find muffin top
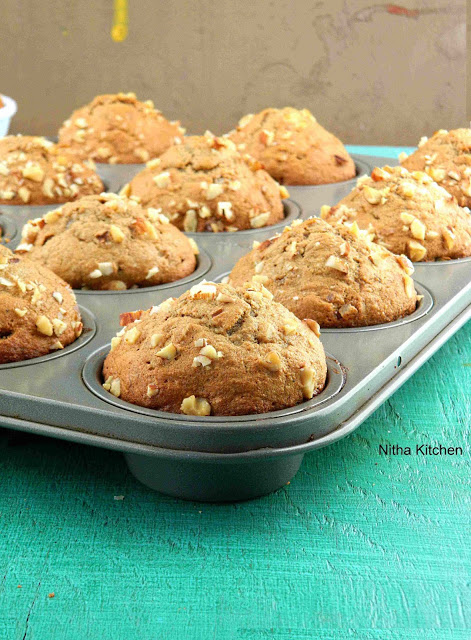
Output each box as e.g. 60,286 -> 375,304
401,128 -> 471,208
16,193 -> 198,290
227,107 -> 356,186
0,136 -> 104,206
229,217 -> 418,328
322,166 -> 471,262
0,244 -> 82,363
121,133 -> 287,232
102,281 -> 327,416
58,93 -> 184,164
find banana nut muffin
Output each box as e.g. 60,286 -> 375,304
401,128 -> 471,208
0,136 -> 103,206
16,193 -> 198,290
322,166 -> 471,262
0,244 -> 83,363
58,93 -> 184,164
229,217 -> 418,328
227,107 -> 356,186
102,281 -> 327,416
121,133 -> 288,232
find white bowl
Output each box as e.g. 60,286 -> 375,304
0,95 -> 17,137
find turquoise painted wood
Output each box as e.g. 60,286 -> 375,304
0,147 -> 469,640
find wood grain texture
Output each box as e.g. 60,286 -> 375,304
0,326 -> 469,639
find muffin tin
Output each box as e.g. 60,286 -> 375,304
0,153 -> 470,503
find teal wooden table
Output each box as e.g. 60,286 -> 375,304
0,147 -> 469,640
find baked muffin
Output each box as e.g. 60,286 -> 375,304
58,93 -> 184,164
0,135 -> 103,205
16,193 -> 198,290
227,107 -> 355,186
121,133 -> 287,232
322,166 -> 471,262
401,129 -> 471,208
102,281 -> 327,415
0,244 -> 83,363
229,217 -> 418,328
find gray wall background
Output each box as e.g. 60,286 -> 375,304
1,0 -> 466,145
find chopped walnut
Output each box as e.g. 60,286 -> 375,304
153,171 -> 171,188
124,327 -> 141,344
36,315 -> 53,336
181,395 -> 211,416
300,366 -> 316,400
156,343 -> 177,360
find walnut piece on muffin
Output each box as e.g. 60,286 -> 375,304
121,133 -> 288,232
226,107 -> 356,186
0,135 -> 103,206
58,92 -> 184,165
0,244 -> 82,363
322,166 -> 471,262
229,217 -> 418,328
400,128 -> 471,208
16,193 -> 198,290
102,281 -> 327,415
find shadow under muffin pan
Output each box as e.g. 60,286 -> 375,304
0,154 -> 470,502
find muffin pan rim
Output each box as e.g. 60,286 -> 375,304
82,348 -> 345,423
1,153 -> 470,500
0,304 -> 97,370
72,247 -> 211,296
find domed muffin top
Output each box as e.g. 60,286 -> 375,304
0,244 -> 82,363
16,193 -> 198,290
227,107 -> 355,186
229,216 -> 418,327
102,281 -> 327,415
0,135 -> 103,205
401,128 -> 471,208
121,133 -> 287,232
58,92 -> 184,164
323,165 -> 471,262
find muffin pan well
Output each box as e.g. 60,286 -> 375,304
0,154 -> 470,502
287,154 -> 372,214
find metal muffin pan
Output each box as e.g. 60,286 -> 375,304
0,154 -> 470,502
287,154 -> 372,214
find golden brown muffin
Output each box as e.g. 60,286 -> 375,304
102,281 -> 327,416
322,166 -> 471,262
58,93 -> 184,164
229,217 -> 418,328
227,107 -> 355,186
401,128 -> 471,208
16,193 -> 198,290
0,244 -> 82,363
0,136 -> 104,206
121,133 -> 287,232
